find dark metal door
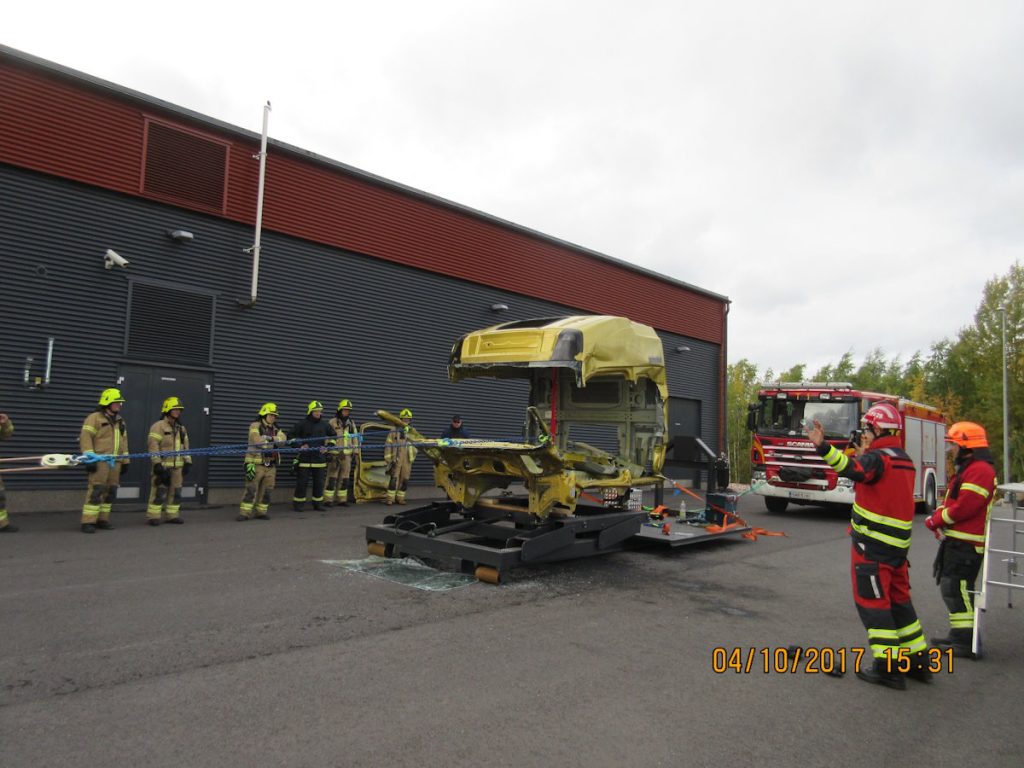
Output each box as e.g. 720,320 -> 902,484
115,365 -> 212,506
665,397 -> 703,488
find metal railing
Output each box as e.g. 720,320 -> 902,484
974,482 -> 1024,655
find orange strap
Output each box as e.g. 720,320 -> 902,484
671,481 -> 786,541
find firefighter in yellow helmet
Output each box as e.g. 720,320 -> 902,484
238,402 -> 287,521
146,396 -> 192,525
79,388 -> 130,533
385,408 -> 417,505
287,400 -> 334,511
325,399 -> 358,507
0,410 -> 17,533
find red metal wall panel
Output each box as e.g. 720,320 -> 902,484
0,54 -> 725,344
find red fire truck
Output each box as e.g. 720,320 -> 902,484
747,382 -> 946,514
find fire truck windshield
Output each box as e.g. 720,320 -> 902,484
756,398 -> 859,438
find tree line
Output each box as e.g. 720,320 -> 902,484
726,263 -> 1022,485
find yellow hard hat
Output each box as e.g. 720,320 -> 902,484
259,402 -> 278,417
338,399 -> 353,410
399,408 -> 413,419
162,396 -> 185,413
98,388 -> 125,406
307,400 -> 324,415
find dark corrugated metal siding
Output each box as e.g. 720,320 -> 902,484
0,52 -> 726,344
0,166 -> 721,495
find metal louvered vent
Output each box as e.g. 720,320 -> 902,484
126,281 -> 214,365
142,120 -> 228,211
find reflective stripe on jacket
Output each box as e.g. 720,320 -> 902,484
940,453 -> 997,552
245,420 -> 287,466
148,417 -> 191,468
80,411 -> 129,462
817,434 -> 916,558
385,427 -> 417,469
328,416 -> 358,455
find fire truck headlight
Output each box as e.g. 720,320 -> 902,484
837,477 -> 853,488
752,470 -> 766,482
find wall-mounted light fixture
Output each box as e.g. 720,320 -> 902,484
491,303 -> 509,312
675,345 -> 691,353
168,229 -> 195,242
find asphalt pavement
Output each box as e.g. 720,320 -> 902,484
1,493 -> 1022,768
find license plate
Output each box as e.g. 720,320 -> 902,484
788,490 -> 815,500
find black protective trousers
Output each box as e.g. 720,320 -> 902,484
935,539 -> 983,633
293,465 -> 326,507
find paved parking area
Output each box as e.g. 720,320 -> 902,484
2,495 -> 1022,767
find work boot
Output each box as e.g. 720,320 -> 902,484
81,523 -> 96,534
148,519 -> 161,527
932,629 -> 976,659
292,502 -> 304,512
312,502 -> 323,511
236,514 -> 249,522
95,520 -> 115,530
165,517 -> 184,525
904,651 -> 933,683
255,514 -> 270,520
855,658 -> 907,690
0,524 -> 19,533
338,501 -> 349,507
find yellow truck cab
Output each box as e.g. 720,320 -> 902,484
356,315 -> 668,517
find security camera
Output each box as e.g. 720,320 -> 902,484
104,249 -> 129,269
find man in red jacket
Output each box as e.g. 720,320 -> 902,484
806,401 -> 929,689
925,421 -> 998,659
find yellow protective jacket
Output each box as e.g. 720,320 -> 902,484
80,410 -> 129,463
148,417 -> 191,468
245,420 -> 287,466
385,427 -> 417,470
328,416 -> 358,456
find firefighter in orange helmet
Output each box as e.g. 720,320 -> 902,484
806,401 -> 929,689
925,421 -> 997,659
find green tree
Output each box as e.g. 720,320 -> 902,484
726,359 -> 770,483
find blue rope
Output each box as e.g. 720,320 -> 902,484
74,434 -> 545,466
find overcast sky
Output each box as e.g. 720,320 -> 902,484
6,1 -> 1022,375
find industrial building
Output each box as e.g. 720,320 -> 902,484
0,44 -> 729,511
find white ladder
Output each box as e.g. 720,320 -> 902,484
974,482 -> 1024,656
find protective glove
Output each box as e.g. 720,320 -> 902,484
924,511 -> 944,532
387,461 -> 397,474
291,457 -> 300,474
182,462 -> 192,477
153,463 -> 170,484
245,463 -> 257,481
82,451 -> 98,473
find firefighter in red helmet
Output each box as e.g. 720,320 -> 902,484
806,401 -> 930,689
925,421 -> 997,659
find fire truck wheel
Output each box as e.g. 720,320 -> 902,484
916,476 -> 937,516
765,497 -> 789,514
